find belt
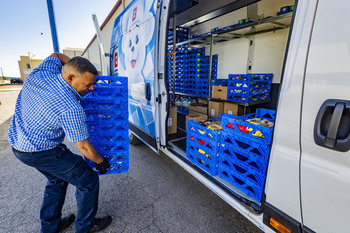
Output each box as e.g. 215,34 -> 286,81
12,147 -> 27,154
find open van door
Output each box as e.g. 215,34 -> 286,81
111,0 -> 160,152
300,1 -> 350,232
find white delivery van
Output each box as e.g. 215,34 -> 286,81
109,0 -> 350,232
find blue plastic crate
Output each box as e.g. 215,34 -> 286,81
227,73 -> 273,103
196,90 -> 208,97
85,152 -> 129,175
218,165 -> 263,202
238,18 -> 251,26
187,131 -> 221,159
220,140 -> 269,174
221,109 -> 275,145
280,6 -> 290,15
289,5 -> 294,12
187,120 -> 222,142
87,120 -> 128,134
83,76 -> 127,101
81,99 -> 128,112
81,75 -> 129,175
85,110 -> 128,123
211,79 -> 228,86
187,144 -> 219,176
177,106 -> 188,114
220,131 -> 270,160
218,155 -> 265,187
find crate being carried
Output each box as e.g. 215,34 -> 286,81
186,119 -> 223,176
81,76 -> 129,175
227,73 -> 273,103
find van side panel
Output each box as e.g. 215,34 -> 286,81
114,0 -> 158,139
300,0 -> 350,232
264,0 -> 318,223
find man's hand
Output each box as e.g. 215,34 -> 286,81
49,52 -> 70,65
96,157 -> 110,174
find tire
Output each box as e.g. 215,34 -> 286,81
129,132 -> 143,146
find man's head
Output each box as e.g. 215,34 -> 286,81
62,57 -> 98,95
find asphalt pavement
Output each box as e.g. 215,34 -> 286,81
0,84 -> 263,233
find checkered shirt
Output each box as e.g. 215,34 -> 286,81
8,57 -> 89,152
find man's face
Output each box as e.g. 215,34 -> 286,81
70,71 -> 96,95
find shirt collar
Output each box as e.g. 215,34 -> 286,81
57,74 -> 83,101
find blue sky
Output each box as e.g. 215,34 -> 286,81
0,0 -> 118,77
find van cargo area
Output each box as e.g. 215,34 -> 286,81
165,0 -> 295,210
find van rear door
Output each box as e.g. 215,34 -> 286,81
111,0 -> 159,151
300,1 -> 350,232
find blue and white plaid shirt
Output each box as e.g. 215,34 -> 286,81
8,57 -> 89,152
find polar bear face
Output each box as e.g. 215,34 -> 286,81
124,25 -> 145,79
120,0 -> 155,83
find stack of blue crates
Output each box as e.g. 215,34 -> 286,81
81,76 -> 129,175
168,27 -> 189,45
167,44 -> 218,97
168,46 -> 205,93
227,73 -> 273,103
218,109 -> 276,202
186,120 -> 222,176
185,54 -> 218,97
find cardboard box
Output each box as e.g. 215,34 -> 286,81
224,102 -> 245,116
212,86 -> 227,100
208,101 -> 224,118
188,103 -> 207,115
185,113 -> 208,130
168,107 -> 177,134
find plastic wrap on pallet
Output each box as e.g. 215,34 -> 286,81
81,76 -> 129,175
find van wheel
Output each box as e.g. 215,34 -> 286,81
129,132 -> 142,146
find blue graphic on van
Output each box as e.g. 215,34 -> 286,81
111,0 -> 157,137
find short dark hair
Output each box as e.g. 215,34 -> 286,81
65,56 -> 98,75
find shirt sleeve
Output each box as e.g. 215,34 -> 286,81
58,108 -> 89,142
32,57 -> 62,76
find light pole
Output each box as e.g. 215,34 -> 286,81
0,67 -> 3,83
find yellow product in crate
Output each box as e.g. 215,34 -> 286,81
198,149 -> 205,155
252,130 -> 265,138
208,124 -> 222,131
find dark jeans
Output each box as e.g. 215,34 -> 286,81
13,144 -> 99,233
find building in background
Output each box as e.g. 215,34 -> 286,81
63,48 -> 84,57
18,56 -> 44,80
82,0 -> 131,75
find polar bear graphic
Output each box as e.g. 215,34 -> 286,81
121,0 -> 155,84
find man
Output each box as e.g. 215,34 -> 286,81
8,53 -> 113,233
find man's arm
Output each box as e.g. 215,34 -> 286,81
49,52 -> 70,65
75,139 -> 104,164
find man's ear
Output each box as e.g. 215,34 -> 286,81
67,74 -> 75,84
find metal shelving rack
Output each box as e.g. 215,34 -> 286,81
169,12 -> 293,112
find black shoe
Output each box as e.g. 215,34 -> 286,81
55,214 -> 76,233
88,215 -> 113,232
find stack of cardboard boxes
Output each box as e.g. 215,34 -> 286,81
168,85 -> 245,134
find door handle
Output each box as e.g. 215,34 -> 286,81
145,83 -> 151,101
314,99 -> 350,152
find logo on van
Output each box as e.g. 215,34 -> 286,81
115,52 -> 118,68
132,7 -> 137,22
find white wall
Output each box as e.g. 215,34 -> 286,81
188,0 -> 295,83
82,0 -> 133,74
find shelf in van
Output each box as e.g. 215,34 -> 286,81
168,12 -> 293,48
